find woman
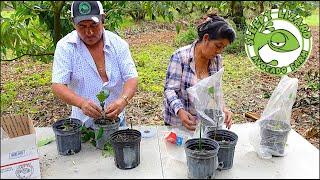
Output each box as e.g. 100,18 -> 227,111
163,14 -> 236,131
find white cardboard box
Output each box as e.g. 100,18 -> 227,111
1,115 -> 41,179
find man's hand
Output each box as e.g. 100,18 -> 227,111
178,109 -> 197,131
80,99 -> 103,119
105,98 -> 126,120
223,107 -> 233,129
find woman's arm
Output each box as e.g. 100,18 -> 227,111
164,53 -> 197,130
223,106 -> 233,129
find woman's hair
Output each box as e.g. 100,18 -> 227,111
197,13 -> 236,43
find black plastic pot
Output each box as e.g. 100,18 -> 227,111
184,138 -> 221,179
110,129 -> 141,170
93,117 -> 120,150
52,118 -> 82,156
206,129 -> 238,170
259,120 -> 291,156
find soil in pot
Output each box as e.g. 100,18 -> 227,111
184,138 -> 220,179
259,120 -> 291,156
110,129 -> 141,170
206,129 -> 238,170
94,117 -> 120,150
52,118 -> 82,156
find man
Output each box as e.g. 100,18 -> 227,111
51,1 -> 138,128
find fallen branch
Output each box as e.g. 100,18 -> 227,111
2,53 -> 54,61
304,127 -> 319,139
245,112 -> 260,122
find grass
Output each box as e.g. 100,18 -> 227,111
305,8 -> 319,27
1,81 -> 18,111
0,59 -> 52,114
174,26 -> 197,47
131,44 -> 175,95
0,9 -> 13,18
118,16 -> 136,31
221,54 -> 258,123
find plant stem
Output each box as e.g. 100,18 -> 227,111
199,121 -> 202,150
100,102 -> 105,119
213,111 -> 220,140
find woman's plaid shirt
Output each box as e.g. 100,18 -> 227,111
163,40 -> 223,126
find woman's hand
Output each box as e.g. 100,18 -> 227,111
105,98 -> 126,120
178,109 -> 197,131
223,107 -> 233,129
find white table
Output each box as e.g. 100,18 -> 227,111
36,123 -> 319,179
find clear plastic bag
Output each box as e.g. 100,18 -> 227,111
187,68 -> 225,136
249,75 -> 298,159
163,126 -> 193,163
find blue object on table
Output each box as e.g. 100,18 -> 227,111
176,136 -> 183,146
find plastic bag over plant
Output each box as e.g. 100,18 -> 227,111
249,75 -> 298,159
187,68 -> 225,137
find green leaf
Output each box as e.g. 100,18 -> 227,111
81,133 -> 92,143
208,86 -> 215,95
263,92 -> 271,99
102,141 -> 114,157
80,125 -> 87,133
96,89 -> 109,103
96,127 -> 104,140
37,136 -> 55,147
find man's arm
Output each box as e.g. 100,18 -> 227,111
51,83 -> 85,108
121,77 -> 138,104
105,40 -> 138,119
104,77 -> 138,119
52,83 -> 102,119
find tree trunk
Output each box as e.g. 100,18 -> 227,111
51,1 -> 65,46
231,1 -> 245,30
259,1 -> 264,13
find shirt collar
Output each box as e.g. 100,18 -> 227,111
189,40 -> 198,63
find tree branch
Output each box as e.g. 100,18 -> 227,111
22,2 -> 51,12
2,53 -> 54,61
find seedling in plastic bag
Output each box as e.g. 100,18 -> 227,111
208,86 -> 215,97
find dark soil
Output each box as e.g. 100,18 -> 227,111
94,117 -> 119,125
112,131 -> 140,143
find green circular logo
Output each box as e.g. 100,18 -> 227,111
245,9 -> 312,75
79,2 -> 91,15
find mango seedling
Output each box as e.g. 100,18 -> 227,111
96,89 -> 110,118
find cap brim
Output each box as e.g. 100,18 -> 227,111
74,15 -> 101,25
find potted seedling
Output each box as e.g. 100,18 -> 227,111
259,119 -> 291,156
205,86 -> 239,170
52,118 -> 82,156
110,117 -> 142,169
94,89 -> 120,150
206,128 -> 238,170
184,120 -> 221,179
